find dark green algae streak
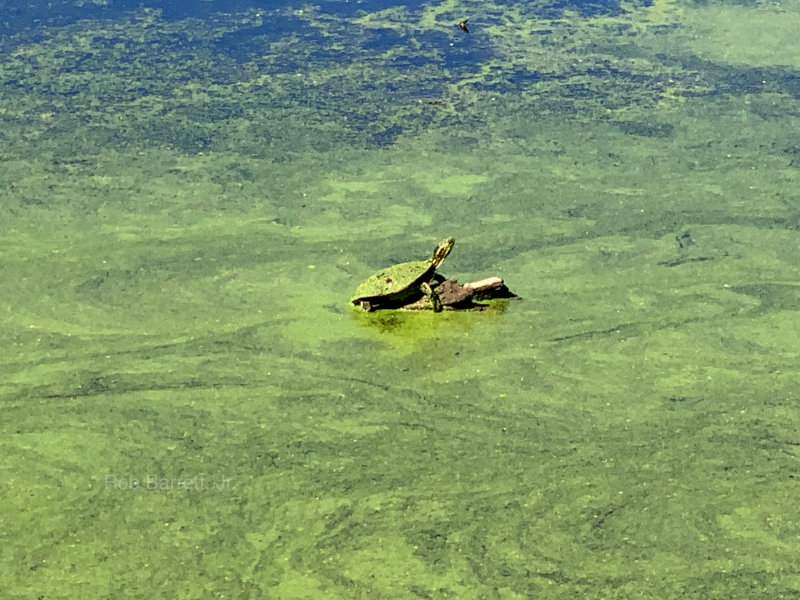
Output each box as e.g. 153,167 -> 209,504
2,0 -> 800,597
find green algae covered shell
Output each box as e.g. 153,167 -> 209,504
351,237 -> 455,310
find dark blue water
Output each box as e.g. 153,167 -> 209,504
0,0 -> 653,36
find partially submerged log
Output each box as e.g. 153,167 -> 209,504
401,275 -> 517,311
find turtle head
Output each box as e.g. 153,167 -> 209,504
431,237 -> 455,268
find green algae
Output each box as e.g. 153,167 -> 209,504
2,0 -> 800,597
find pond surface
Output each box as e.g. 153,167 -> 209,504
2,0 -> 799,597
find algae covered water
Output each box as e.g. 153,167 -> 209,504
1,0 -> 799,597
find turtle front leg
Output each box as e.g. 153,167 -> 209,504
420,281 -> 443,312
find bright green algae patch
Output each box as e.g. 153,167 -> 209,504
2,0 -> 800,598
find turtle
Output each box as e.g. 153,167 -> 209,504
351,237 -> 455,312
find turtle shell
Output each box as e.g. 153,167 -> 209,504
351,237 -> 455,309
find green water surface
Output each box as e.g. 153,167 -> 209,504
1,0 -> 799,597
